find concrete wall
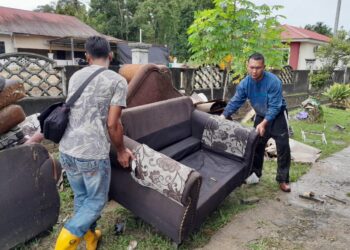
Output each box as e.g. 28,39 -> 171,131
17,96 -> 65,116
16,65 -> 350,116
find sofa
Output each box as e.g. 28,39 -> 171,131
119,63 -> 182,108
0,144 -> 61,249
109,96 -> 259,244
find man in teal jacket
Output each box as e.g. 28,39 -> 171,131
221,53 -> 291,192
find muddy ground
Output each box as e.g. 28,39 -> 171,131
198,146 -> 350,250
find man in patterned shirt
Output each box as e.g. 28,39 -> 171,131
55,36 -> 134,250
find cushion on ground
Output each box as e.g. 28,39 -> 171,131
0,105 -> 26,134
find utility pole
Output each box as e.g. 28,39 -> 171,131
333,0 -> 341,35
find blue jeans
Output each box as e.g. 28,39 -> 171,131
59,152 -> 111,237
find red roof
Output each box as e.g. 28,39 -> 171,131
281,24 -> 330,43
0,6 -> 122,42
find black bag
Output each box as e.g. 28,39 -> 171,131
38,67 -> 107,143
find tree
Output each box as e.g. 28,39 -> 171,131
88,0 -> 143,41
56,0 -> 87,21
305,22 -> 332,37
88,0 -> 213,60
316,30 -> 350,71
34,2 -> 56,13
132,0 -> 213,60
34,0 -> 87,21
188,0 -> 286,78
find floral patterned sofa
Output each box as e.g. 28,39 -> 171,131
109,96 -> 259,244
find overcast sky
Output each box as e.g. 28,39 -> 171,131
0,0 -> 349,32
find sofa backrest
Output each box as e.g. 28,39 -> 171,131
122,96 -> 194,150
119,64 -> 182,108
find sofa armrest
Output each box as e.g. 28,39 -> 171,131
131,143 -> 201,206
111,136 -> 202,206
191,109 -> 212,140
109,136 -> 202,243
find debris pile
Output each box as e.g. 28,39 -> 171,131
265,138 -> 321,164
296,97 -> 324,123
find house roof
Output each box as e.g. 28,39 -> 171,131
281,24 -> 331,43
0,6 -> 123,43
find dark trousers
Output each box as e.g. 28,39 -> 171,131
251,110 -> 291,183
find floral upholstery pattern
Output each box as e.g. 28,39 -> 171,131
131,144 -> 193,205
202,116 -> 253,158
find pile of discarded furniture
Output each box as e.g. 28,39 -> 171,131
1,63 -> 259,247
0,77 -> 61,249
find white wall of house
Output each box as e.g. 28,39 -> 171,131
13,34 -> 85,52
0,34 -> 16,53
297,41 -> 325,70
0,34 -> 85,66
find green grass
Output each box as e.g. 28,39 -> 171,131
247,236 -> 304,250
289,106 -> 350,158
15,106 -> 350,250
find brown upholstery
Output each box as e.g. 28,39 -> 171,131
122,64 -> 182,108
122,96 -> 193,144
0,144 -> 60,249
110,97 -> 259,244
119,64 -> 144,83
0,81 -> 26,109
0,105 -> 26,134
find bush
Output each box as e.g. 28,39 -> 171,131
309,71 -> 332,89
323,83 -> 350,108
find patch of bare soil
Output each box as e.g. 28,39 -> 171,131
199,147 -> 350,250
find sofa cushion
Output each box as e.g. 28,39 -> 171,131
122,97 -> 194,150
160,137 -> 201,161
179,149 -> 246,227
202,116 -> 252,159
0,105 -> 26,134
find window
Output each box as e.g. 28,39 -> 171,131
0,41 -> 5,54
56,50 -> 66,60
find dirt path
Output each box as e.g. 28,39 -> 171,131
198,146 -> 350,250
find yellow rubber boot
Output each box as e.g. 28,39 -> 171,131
54,227 -> 81,250
84,229 -> 102,250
